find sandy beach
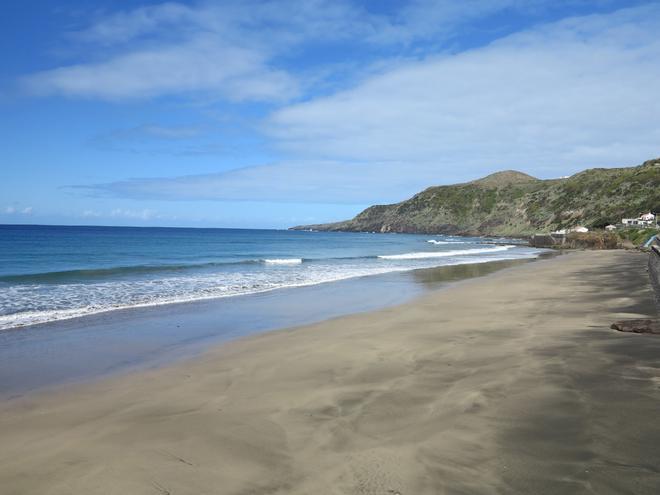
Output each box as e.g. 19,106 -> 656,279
1,250 -> 659,494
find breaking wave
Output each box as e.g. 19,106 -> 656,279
262,258 -> 303,265
378,245 -> 515,260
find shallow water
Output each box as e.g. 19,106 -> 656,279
0,225 -> 539,330
0,257 -> 543,398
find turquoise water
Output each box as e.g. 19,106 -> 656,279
0,225 -> 540,330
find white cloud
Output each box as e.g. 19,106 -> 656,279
96,124 -> 206,141
80,208 -> 164,221
23,0 -> 358,101
37,3 -> 660,208
74,2 -> 195,45
89,124 -> 219,156
74,1 -> 365,47
70,5 -> 660,207
267,4 -> 660,175
110,208 -> 158,220
21,0 -> 583,102
4,206 -> 33,215
137,125 -> 203,139
24,35 -> 298,101
363,0 -> 549,45
71,160 -> 450,204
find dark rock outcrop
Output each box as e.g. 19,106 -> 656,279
611,320 -> 660,334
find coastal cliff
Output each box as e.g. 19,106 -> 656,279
292,158 -> 660,237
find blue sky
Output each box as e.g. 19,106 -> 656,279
2,0 -> 659,228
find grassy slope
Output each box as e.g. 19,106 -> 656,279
293,159 -> 660,236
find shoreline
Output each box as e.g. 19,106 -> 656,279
1,250 -> 659,494
0,248 -> 536,333
0,255 -> 546,399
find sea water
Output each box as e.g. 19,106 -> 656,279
0,225 -> 541,330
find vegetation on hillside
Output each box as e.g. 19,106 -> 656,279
292,158 -> 660,237
617,228 -> 658,246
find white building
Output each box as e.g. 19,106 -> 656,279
551,226 -> 589,235
605,224 -> 617,231
622,212 -> 655,227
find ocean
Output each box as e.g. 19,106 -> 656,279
0,224 -> 541,331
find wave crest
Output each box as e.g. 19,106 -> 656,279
262,258 -> 303,265
378,245 -> 515,260
426,239 -> 464,245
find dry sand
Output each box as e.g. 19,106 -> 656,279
1,250 -> 659,494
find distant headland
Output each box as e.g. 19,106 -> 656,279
291,158 -> 660,237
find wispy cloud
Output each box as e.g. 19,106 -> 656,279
361,0 -> 580,45
4,206 -> 33,215
96,124 -> 204,141
137,125 -> 203,140
89,124 -> 227,156
20,0 -> 582,102
267,4 -> 660,175
110,208 -> 158,220
23,35 -> 299,101
23,0 -> 354,101
82,208 -> 161,221
73,2 -> 195,45
18,2 -> 660,214
69,160 -> 451,204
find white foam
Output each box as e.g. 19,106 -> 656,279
0,245 -> 541,331
378,245 -> 515,260
262,258 -> 303,265
427,239 -> 463,245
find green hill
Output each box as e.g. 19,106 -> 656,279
291,158 -> 660,236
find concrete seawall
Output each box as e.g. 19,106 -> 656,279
649,245 -> 660,315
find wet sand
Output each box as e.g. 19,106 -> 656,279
0,257 -> 536,398
1,250 -> 659,494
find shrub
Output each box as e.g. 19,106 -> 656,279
617,228 -> 658,246
565,232 -> 620,249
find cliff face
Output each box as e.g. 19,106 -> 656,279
292,159 -> 660,237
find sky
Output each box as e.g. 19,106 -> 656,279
2,0 -> 659,229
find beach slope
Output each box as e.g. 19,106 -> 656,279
1,251 -> 659,494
